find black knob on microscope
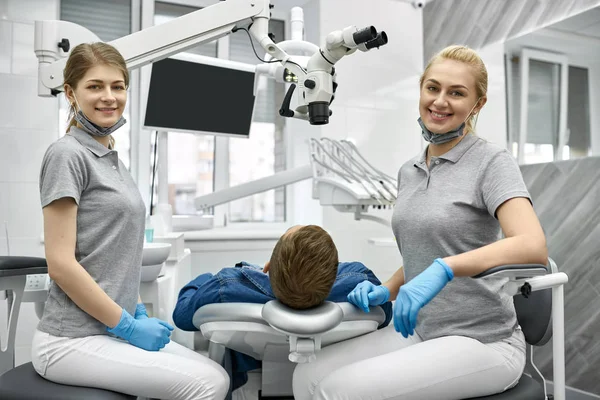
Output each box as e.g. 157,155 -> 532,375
58,38 -> 70,52
304,79 -> 316,89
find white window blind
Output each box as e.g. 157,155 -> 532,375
60,0 -> 131,42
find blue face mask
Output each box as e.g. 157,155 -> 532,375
72,95 -> 126,137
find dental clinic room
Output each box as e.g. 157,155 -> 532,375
1,0 -> 599,399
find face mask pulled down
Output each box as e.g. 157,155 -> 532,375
72,94 -> 126,137
418,98 -> 481,145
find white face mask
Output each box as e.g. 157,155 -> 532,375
418,97 -> 481,144
72,94 -> 126,137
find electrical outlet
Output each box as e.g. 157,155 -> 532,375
25,274 -> 49,291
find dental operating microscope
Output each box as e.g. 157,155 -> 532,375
33,0 -> 388,126
33,0 -> 391,230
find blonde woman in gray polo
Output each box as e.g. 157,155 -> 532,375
293,45 -> 548,400
32,42 -> 229,400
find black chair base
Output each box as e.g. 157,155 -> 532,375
0,362 -> 136,400
463,374 -> 546,399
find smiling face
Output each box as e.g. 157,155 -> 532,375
419,59 -> 483,134
65,64 -> 127,128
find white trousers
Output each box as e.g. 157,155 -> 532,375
293,325 -> 526,400
31,329 -> 229,400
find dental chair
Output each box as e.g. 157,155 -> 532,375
193,300 -> 386,398
195,258 -> 568,400
464,258 -> 567,400
0,256 -> 135,400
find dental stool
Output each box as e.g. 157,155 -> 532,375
464,258 -> 568,400
194,300 -> 386,398
0,256 -> 135,400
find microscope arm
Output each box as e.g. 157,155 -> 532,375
35,0 -> 305,96
34,0 -> 388,124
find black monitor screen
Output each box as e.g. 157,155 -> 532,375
144,57 -> 256,137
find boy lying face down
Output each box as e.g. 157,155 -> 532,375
172,225 -> 392,390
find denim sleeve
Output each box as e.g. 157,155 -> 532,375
360,265 -> 392,328
172,273 -> 221,331
334,262 -> 392,329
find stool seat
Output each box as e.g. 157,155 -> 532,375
0,256 -> 48,277
464,374 -> 545,399
0,362 -> 136,400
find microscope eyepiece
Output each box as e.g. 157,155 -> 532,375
353,26 -> 378,45
365,31 -> 388,50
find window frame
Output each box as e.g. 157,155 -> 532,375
506,45 -> 593,165
144,1 -> 291,232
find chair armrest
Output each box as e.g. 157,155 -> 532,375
0,256 -> 48,277
472,263 -> 548,280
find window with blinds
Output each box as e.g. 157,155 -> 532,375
60,0 -> 131,42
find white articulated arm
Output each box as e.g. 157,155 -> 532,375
34,0 -> 388,125
34,0 -> 304,95
195,165 -> 313,210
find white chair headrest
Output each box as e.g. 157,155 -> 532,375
261,300 -> 344,336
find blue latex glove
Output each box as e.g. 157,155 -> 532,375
347,280 -> 390,313
134,303 -> 148,320
393,258 -> 454,338
107,309 -> 174,351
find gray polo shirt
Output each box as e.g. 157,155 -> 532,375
391,133 -> 530,343
38,127 -> 145,337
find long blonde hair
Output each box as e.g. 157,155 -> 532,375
420,45 -> 487,134
63,42 -> 129,149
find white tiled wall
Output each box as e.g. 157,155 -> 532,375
11,22 -> 37,76
0,0 -> 60,367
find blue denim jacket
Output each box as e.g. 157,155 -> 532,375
173,261 -> 392,389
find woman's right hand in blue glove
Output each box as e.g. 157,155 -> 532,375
347,280 -> 390,313
107,309 -> 174,351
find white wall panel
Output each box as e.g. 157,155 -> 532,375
0,20 -> 12,74
11,22 -> 36,76
0,129 -> 56,183
6,183 -> 44,238
4,0 -> 59,23
0,0 -> 60,366
0,74 -> 59,131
